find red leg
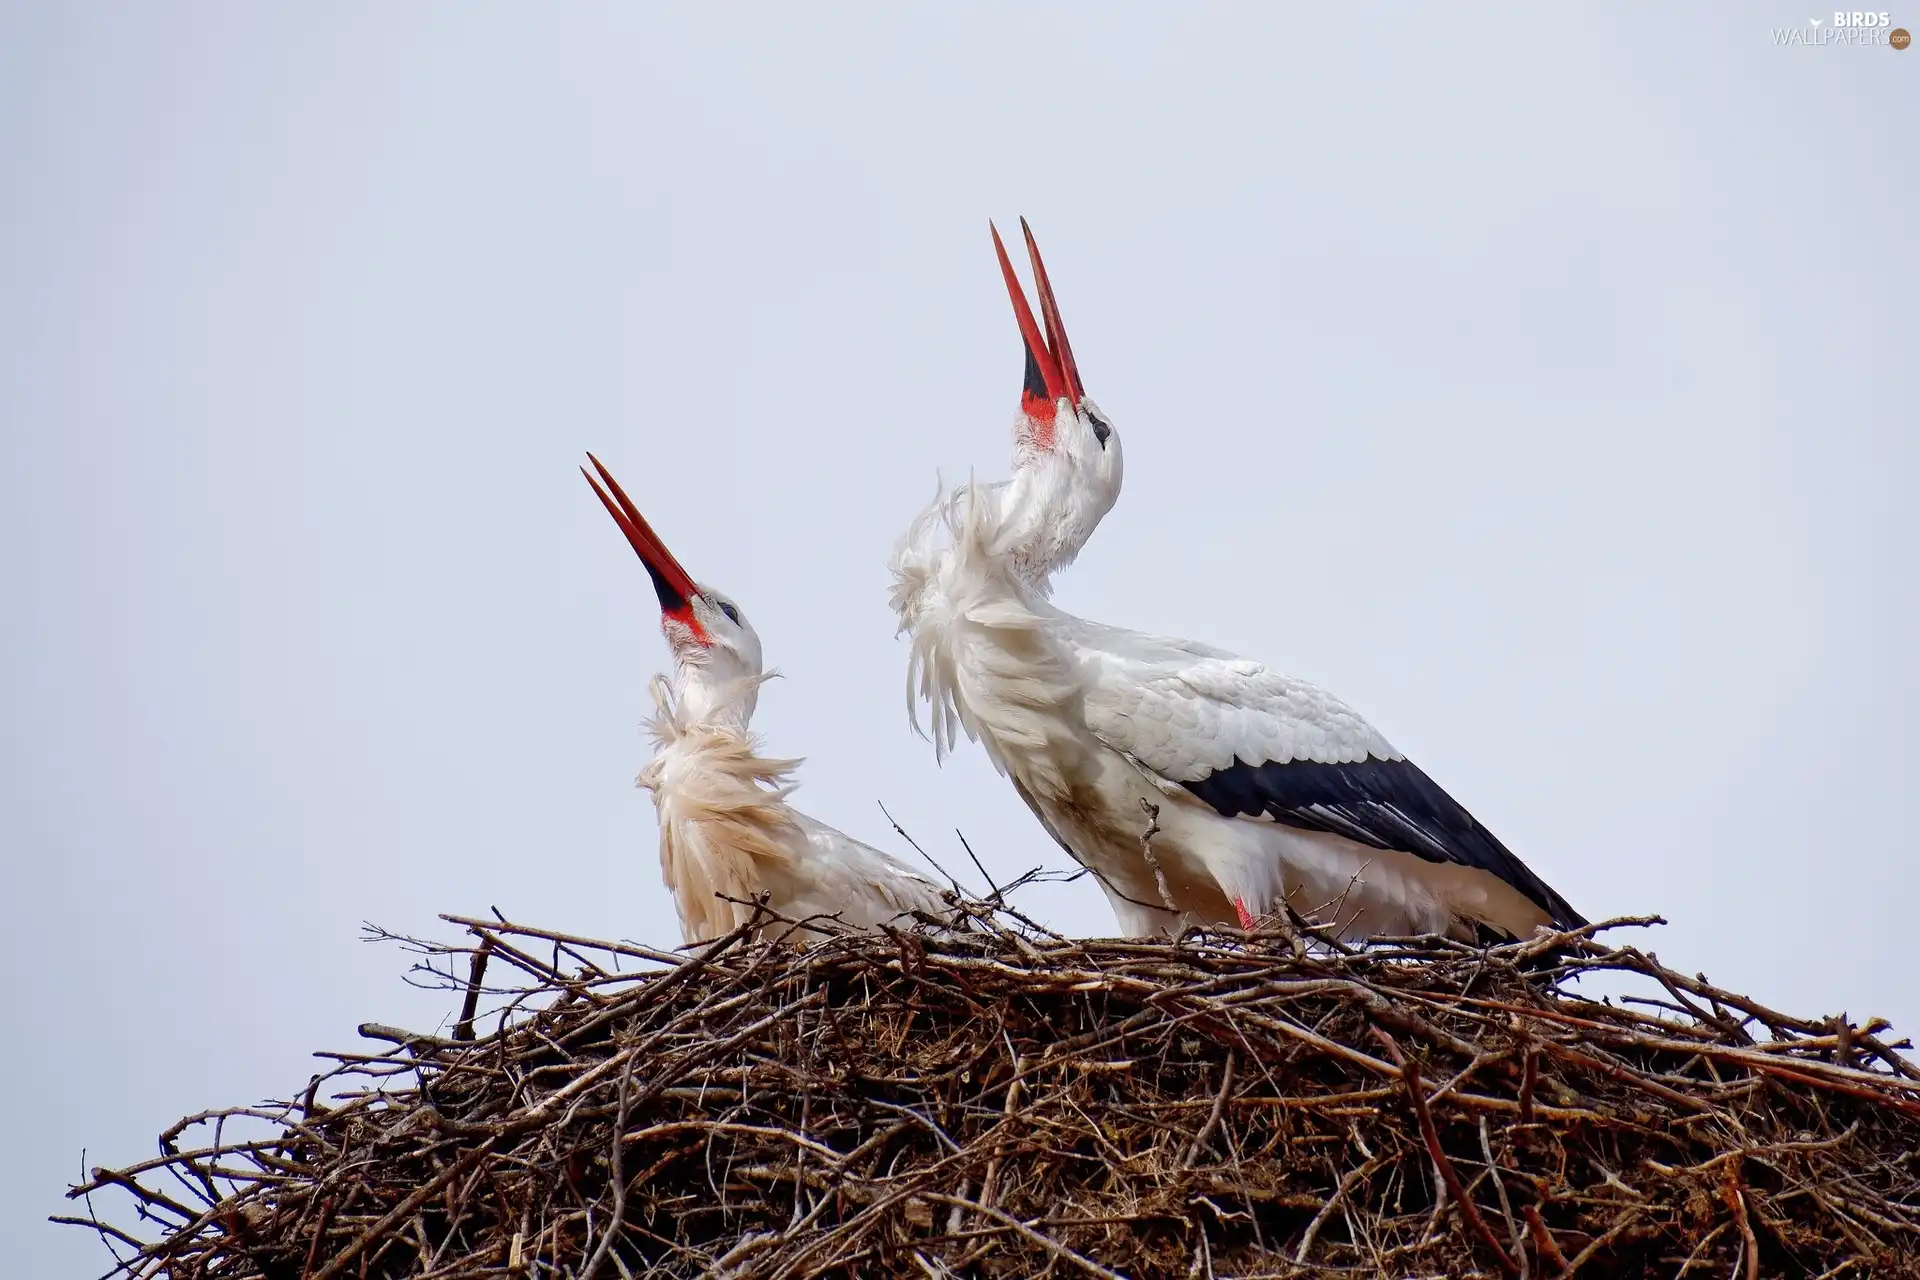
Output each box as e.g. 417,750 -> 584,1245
1233,898 -> 1256,929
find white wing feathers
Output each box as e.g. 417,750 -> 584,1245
783,813 -> 958,928
1061,620 -> 1401,784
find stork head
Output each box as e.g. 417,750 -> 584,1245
991,219 -> 1122,592
583,453 -> 766,727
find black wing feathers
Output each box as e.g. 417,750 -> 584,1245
1184,755 -> 1586,929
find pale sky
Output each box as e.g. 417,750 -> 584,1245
4,5 -> 1914,1272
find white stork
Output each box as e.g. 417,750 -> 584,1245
583,454 -> 954,945
891,228 -> 1586,943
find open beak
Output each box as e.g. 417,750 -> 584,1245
990,218 -> 1085,428
581,453 -> 708,644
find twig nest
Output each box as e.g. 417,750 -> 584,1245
63,910 -> 1920,1278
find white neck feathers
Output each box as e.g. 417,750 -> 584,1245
637,674 -> 805,943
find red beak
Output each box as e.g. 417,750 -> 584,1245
990,218 -> 1085,431
581,453 -> 708,643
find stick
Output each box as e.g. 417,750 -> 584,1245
1180,1051 -> 1235,1170
1721,1156 -> 1760,1280
1137,799 -> 1179,916
582,1056 -> 637,1279
1374,1028 -> 1520,1278
453,941 -> 492,1042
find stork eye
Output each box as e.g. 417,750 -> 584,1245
717,601 -> 741,625
1087,411 -> 1112,449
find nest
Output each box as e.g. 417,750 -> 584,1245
63,902 -> 1920,1279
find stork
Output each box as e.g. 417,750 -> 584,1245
891,226 -> 1585,943
583,454 -> 955,945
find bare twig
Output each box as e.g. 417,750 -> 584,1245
1180,1051 -> 1235,1170
1375,1028 -> 1520,1277
1721,1155 -> 1761,1280
453,941 -> 492,1043
1134,799 -> 1180,918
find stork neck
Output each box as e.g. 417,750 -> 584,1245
998,465 -> 1098,595
672,665 -> 759,732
